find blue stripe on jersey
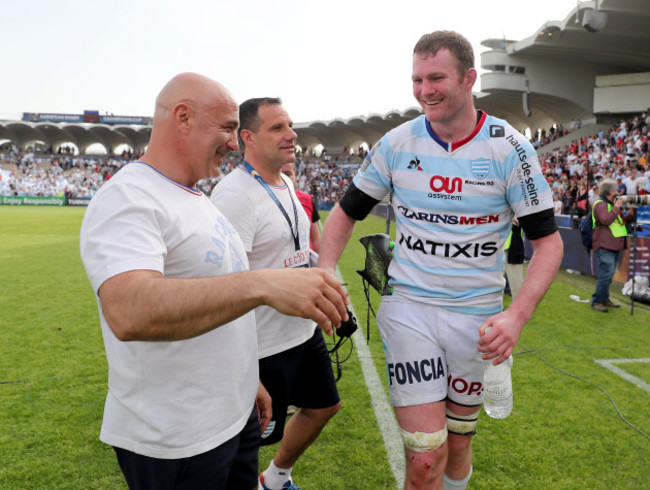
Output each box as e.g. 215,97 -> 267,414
390,250 -> 507,276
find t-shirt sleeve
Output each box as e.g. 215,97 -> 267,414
210,181 -> 257,253
80,183 -> 166,294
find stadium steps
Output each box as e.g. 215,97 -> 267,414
537,123 -> 612,154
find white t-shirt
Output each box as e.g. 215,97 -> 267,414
211,166 -> 315,359
80,162 -> 258,459
623,175 -> 642,195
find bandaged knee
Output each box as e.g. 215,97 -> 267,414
446,408 -> 480,436
399,426 -> 448,452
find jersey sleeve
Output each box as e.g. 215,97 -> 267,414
351,137 -> 393,202
518,209 -> 558,240
503,135 -> 555,218
339,182 -> 381,221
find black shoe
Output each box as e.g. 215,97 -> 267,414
603,299 -> 620,308
591,303 -> 609,313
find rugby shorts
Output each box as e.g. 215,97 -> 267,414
377,294 -> 487,407
259,327 -> 340,446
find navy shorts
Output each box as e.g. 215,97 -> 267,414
259,327 -> 340,445
114,407 -> 259,489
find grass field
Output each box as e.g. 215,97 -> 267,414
1,206 -> 649,489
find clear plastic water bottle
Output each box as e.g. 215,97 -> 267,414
483,355 -> 513,419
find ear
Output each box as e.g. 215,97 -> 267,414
172,103 -> 193,133
240,128 -> 255,149
464,68 -> 477,90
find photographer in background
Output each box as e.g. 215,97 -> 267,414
591,179 -> 629,312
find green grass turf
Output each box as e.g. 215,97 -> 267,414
1,206 -> 649,489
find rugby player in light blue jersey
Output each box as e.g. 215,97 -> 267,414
319,31 -> 563,490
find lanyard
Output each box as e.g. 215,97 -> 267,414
241,161 -> 301,251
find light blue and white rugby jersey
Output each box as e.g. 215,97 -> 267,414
353,112 -> 553,315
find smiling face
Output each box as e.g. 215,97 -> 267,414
143,73 -> 240,188
412,49 -> 476,128
191,96 -> 239,181
244,103 -> 297,172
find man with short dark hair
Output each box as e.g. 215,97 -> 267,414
211,98 -> 340,490
319,31 -> 563,489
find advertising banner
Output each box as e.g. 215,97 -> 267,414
1,196 -> 65,206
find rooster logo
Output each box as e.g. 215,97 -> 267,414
408,156 -> 423,171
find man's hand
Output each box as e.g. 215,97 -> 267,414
479,231 -> 563,365
477,310 -> 524,365
259,268 -> 349,336
614,196 -> 624,208
256,382 -> 272,434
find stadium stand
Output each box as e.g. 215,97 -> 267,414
0,112 -> 648,210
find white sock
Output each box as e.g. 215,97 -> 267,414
443,466 -> 473,490
262,461 -> 293,489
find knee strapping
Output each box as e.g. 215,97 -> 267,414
399,426 -> 448,452
446,408 -> 480,436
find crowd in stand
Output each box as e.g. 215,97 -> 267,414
1,112 -> 649,213
537,112 -> 650,218
196,154 -> 360,206
0,146 -> 359,207
0,151 -> 129,199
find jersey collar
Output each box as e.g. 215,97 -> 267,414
425,110 -> 487,152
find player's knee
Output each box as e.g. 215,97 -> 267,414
405,449 -> 446,485
400,426 -> 448,453
327,400 -> 342,418
302,401 -> 340,421
446,431 -> 473,456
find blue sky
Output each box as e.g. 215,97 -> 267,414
1,0 -> 575,122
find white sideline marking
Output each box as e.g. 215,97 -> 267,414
594,358 -> 650,393
336,266 -> 404,488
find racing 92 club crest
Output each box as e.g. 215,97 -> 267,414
470,158 -> 490,180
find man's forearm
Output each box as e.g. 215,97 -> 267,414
507,231 -> 564,325
99,269 -> 272,341
99,267 -> 349,341
317,204 -> 357,273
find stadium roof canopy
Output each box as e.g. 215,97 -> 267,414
474,0 -> 650,132
1,0 -> 648,156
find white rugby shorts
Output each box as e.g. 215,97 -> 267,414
377,294 -> 487,407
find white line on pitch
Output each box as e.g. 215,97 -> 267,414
594,358 -> 650,393
336,266 -> 404,489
